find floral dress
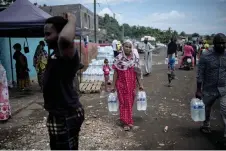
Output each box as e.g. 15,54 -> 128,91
34,49 -> 48,89
0,63 -> 11,121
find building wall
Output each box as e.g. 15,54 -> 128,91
0,37 -> 97,84
79,5 -> 98,30
0,38 -> 47,84
41,5 -> 81,28
40,4 -> 98,30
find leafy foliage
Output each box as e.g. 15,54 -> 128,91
99,14 -> 181,43
180,31 -> 186,37
99,14 -> 217,44
192,33 -> 200,37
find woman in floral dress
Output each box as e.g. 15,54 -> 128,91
112,40 -> 143,131
0,61 -> 11,121
33,41 -> 48,90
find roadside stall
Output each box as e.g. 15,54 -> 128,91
0,0 -> 89,93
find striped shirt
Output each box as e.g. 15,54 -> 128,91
197,49 -> 226,96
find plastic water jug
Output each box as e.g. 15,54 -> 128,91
165,58 -> 168,64
175,58 -> 178,64
137,91 -> 147,111
190,98 -> 205,122
108,92 -> 118,112
165,58 -> 169,64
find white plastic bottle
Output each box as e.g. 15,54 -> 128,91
190,98 -> 200,122
175,58 -> 178,64
199,99 -> 206,121
141,91 -> 147,110
137,92 -> 142,111
165,58 -> 168,64
142,92 -> 147,110
108,92 -> 118,112
137,91 -> 147,111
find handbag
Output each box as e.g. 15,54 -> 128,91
24,38 -> 29,53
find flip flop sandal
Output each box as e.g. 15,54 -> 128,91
200,126 -> 212,134
123,126 -> 130,131
129,125 -> 139,130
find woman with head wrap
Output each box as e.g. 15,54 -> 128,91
112,40 -> 143,131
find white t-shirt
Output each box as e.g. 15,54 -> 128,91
112,40 -> 118,51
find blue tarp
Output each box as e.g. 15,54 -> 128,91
0,0 -> 51,37
0,0 -> 84,37
0,0 -> 51,26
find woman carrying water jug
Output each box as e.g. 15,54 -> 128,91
111,40 -> 143,131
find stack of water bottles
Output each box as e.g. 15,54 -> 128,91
82,46 -> 115,82
190,98 -> 205,122
107,92 -> 118,114
137,91 -> 147,111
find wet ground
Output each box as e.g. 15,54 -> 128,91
0,48 -> 225,150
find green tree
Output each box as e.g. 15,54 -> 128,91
122,23 -> 131,37
98,14 -> 201,43
180,31 -> 186,37
98,14 -> 121,41
211,34 -> 215,37
205,35 -> 211,40
192,33 -> 200,37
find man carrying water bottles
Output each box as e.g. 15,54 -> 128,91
196,33 -> 226,147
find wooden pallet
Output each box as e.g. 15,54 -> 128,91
80,80 -> 103,93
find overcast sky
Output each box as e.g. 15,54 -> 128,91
30,0 -> 226,35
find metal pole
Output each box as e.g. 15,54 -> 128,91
94,0 -> 97,43
79,36 -> 82,83
8,37 -> 14,83
122,24 -> 124,41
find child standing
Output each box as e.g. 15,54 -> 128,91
103,59 -> 111,92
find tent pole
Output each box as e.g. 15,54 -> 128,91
48,46 -> 50,57
79,35 -> 82,83
9,37 -> 14,84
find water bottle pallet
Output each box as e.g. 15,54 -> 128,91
79,80 -> 103,94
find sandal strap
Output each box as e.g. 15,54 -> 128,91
200,126 -> 212,133
124,126 -> 130,131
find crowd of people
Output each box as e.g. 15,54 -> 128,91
110,33 -> 226,147
167,33 -> 226,146
0,11 -> 226,149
